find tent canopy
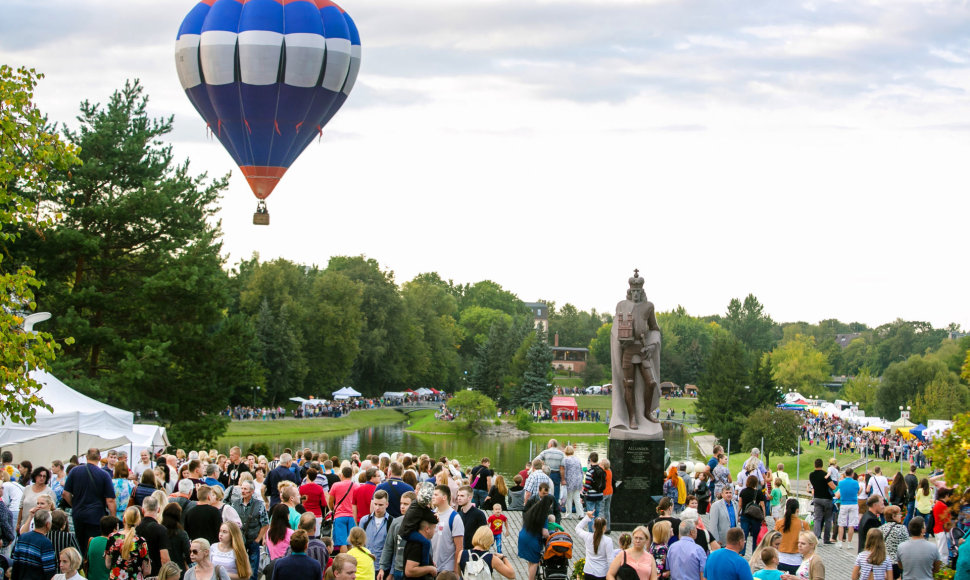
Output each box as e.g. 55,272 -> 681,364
332,387 -> 362,399
383,392 -> 407,399
550,396 -> 578,419
890,417 -> 916,430
414,388 -> 433,396
0,370 -> 134,466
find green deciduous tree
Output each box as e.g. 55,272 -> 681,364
841,369 -> 879,415
740,407 -> 802,466
696,336 -> 750,444
402,276 -> 463,389
910,377 -> 969,425
658,307 -> 721,387
447,389 -> 496,429
0,66 -> 80,424
927,412 -> 970,490
547,302 -> 609,350
769,334 -> 832,397
876,355 -> 959,419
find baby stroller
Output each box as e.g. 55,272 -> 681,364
540,530 -> 573,580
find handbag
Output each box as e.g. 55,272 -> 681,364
742,493 -> 764,520
615,552 -> 639,580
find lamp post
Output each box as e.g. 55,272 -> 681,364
253,385 -> 260,408
899,405 -> 911,421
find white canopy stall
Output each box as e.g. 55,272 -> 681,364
110,424 -> 170,465
332,387 -> 362,400
0,370 -> 134,466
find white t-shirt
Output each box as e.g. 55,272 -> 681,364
210,544 -> 238,574
133,461 -> 153,481
432,507 -> 464,572
868,475 -> 889,497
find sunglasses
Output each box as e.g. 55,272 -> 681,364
190,549 -> 202,555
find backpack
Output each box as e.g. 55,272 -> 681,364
591,467 -> 606,494
463,551 -> 491,580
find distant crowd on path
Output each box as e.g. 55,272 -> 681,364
2,432 -> 969,580
225,395 -> 446,422
800,412 -> 932,468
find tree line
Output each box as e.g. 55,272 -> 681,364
3,75 -> 968,448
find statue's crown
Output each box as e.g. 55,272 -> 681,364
628,269 -> 644,289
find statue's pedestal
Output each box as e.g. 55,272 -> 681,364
608,437 -> 665,531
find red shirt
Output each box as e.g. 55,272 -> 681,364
487,513 -> 507,535
353,482 -> 377,522
933,500 -> 949,534
300,482 -> 326,518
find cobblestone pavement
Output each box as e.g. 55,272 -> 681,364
487,510 -> 859,578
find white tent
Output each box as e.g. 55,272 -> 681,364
0,370 -> 134,466
414,388 -> 433,396
111,424 -> 170,465
332,387 -> 362,400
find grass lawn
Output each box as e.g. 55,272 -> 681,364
552,376 -> 584,387
575,395 -> 698,416
529,422 -> 607,434
223,408 -> 405,437
405,409 -> 463,434
722,441 -> 935,482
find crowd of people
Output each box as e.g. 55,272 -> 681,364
225,395 -> 446,422
800,413 -> 932,468
1,431 -> 969,580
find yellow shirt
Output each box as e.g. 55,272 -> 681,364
348,546 -> 375,580
915,489 -> 934,514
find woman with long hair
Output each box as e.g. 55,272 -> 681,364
264,503 -> 294,560
748,530 -> 782,574
738,475 -> 768,555
577,512 -> 615,580
484,474 -> 508,511
606,526 -> 657,580
184,538 -> 230,580
773,498 -> 810,574
161,503 -> 191,573
914,477 -> 934,536
792,531 -> 824,580
210,522 -> 252,580
104,507 -> 150,580
852,528 -> 893,580
129,469 -> 159,508
888,472 -> 908,512
518,495 -> 555,580
662,467 -> 685,514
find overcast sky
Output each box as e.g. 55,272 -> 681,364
5,0 -> 969,329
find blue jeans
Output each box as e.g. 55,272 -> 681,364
495,534 -> 503,554
739,515 -> 756,557
473,489 -> 488,508
585,499 -> 602,531
602,495 -> 612,531
245,541 -> 260,580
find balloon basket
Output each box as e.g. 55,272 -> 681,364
253,200 -> 270,226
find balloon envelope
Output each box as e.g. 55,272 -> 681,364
175,0 -> 360,200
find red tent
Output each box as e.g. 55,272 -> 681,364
551,396 -> 578,420
430,388 -> 442,394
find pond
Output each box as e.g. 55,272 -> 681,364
223,421 -> 702,477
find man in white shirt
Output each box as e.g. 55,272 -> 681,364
133,450 -> 154,481
866,466 -> 889,499
431,485 -> 463,573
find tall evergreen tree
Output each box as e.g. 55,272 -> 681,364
255,300 -> 308,405
513,329 -> 554,409
9,80 -> 256,446
696,335 -> 750,443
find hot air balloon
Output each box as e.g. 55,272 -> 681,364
175,0 -> 360,225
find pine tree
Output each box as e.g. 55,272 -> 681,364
514,329 -> 554,409
696,335 -> 750,444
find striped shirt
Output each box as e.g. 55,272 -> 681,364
11,530 -> 57,578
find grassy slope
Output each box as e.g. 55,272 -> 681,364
223,408 -> 406,437
574,395 -> 698,415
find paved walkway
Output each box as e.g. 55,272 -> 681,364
488,509 -> 858,578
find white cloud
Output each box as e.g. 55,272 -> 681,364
2,0 -> 969,329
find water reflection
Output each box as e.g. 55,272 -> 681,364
224,422 -> 699,477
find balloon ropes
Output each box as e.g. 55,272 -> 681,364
175,0 -> 360,225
